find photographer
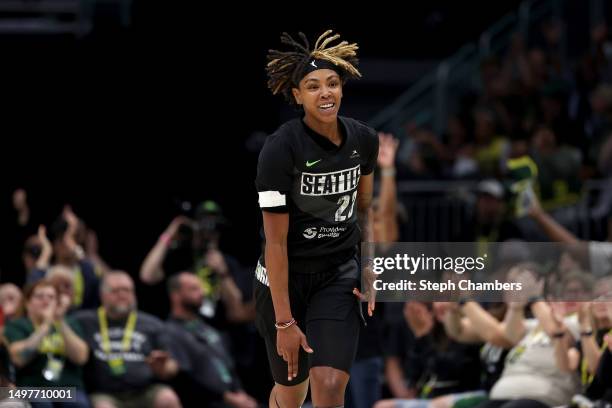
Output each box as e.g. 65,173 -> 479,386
140,202 -> 260,399
166,272 -> 257,408
140,201 -> 253,325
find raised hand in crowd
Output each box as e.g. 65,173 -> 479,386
140,216 -> 193,284
378,132 -> 400,169
35,225 -> 53,270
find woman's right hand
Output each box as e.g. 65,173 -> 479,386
276,323 -> 313,382
37,225 -> 53,257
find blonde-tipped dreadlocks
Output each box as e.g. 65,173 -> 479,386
266,30 -> 361,103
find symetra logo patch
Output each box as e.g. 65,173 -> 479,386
303,226 -> 346,239
303,228 -> 317,239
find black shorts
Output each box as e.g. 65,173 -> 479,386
253,254 -> 362,386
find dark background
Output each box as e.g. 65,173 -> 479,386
0,1 -> 524,308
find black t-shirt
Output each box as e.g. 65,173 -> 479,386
74,309 -> 177,394
256,117 -> 378,263
385,321 -> 481,397
579,329 -> 612,401
384,318 -> 415,374
166,316 -> 240,395
586,347 -> 612,402
479,342 -> 509,391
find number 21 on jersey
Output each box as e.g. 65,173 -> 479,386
335,191 -> 357,221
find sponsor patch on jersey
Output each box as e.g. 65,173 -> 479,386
303,227 -> 317,239
302,226 -> 347,239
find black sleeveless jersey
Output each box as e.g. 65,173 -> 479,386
256,116 -> 378,261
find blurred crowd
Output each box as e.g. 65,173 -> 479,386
1,18 -> 612,408
0,197 -> 260,408
397,21 -> 612,213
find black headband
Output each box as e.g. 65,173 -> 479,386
299,58 -> 342,82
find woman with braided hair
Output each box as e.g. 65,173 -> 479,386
254,30 -> 379,408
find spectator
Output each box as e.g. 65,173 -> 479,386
555,271 -> 594,314
166,272 -> 257,408
376,302 -> 482,408
140,202 -> 253,324
460,264 -> 582,408
74,271 -> 181,408
28,208 -> 101,310
22,225 -> 53,280
0,284 -> 22,322
530,125 -> 582,209
0,283 -> 22,389
455,179 -> 521,248
537,81 -> 575,145
586,83 -> 612,163
551,277 -> 611,390
471,106 -> 509,178
139,202 -> 258,397
47,266 -> 77,315
582,330 -> 612,404
3,279 -> 90,407
442,300 -> 513,404
75,219 -> 111,277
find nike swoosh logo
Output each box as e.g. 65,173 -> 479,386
306,159 -> 322,167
